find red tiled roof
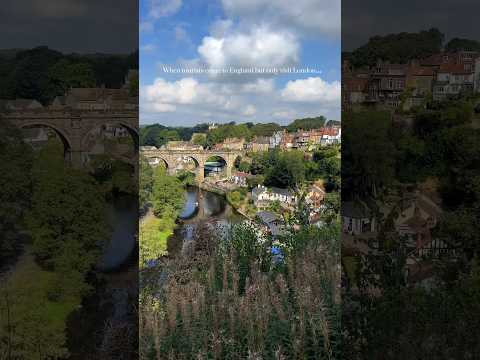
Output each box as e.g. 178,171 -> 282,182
438,63 -> 472,75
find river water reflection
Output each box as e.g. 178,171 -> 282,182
168,186 -> 244,256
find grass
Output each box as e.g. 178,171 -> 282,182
343,256 -> 359,285
0,248 -> 81,358
139,216 -> 172,268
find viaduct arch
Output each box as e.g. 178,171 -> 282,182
142,148 -> 243,182
2,110 -> 138,168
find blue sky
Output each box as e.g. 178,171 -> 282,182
140,0 -> 340,126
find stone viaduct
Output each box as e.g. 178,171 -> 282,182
141,148 -> 244,182
1,109 -> 138,167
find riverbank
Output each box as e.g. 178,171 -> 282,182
139,211 -> 173,267
198,181 -> 227,195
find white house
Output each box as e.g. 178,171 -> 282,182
230,171 -> 249,187
269,131 -> 283,149
252,185 -> 296,207
433,63 -> 475,100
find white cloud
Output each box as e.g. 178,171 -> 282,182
141,43 -> 157,52
141,76 -> 340,125
174,25 -> 190,43
140,21 -> 154,33
239,79 -> 275,94
221,0 -> 340,38
209,19 -> 234,38
243,105 -> 257,116
149,0 -> 182,18
198,26 -> 299,69
281,77 -> 340,103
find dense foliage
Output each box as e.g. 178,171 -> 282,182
0,121 -> 32,263
286,116 -> 326,132
346,28 -> 444,67
0,46 -> 138,104
139,160 -> 186,268
342,95 -> 480,358
0,136 -> 110,358
250,150 -> 306,189
445,37 -> 480,52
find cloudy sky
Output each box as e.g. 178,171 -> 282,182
0,0 -> 137,53
140,0 -> 341,126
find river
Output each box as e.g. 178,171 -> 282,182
168,186 -> 244,257
67,194 -> 138,359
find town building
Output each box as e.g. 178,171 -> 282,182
342,50 -> 480,111
433,63 -> 475,101
306,184 -> 326,209
269,131 -> 283,149
250,136 -> 270,152
279,131 -> 295,150
256,211 -> 285,237
252,185 -> 296,208
394,191 -> 443,255
214,137 -> 245,151
230,171 -> 249,187
341,201 -> 376,235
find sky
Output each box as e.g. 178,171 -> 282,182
0,0 -> 138,54
342,0 -> 480,51
140,0 -> 341,126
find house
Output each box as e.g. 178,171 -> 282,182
256,211 -> 285,237
433,63 -> 474,100
341,201 -> 376,235
369,61 -> 408,108
294,130 -> 312,148
394,192 -> 443,256
230,171 -> 249,187
306,184 -> 325,209
279,132 -> 295,150
342,76 -> 368,111
269,131 -> 283,149
404,65 -> 435,109
250,136 -> 270,152
320,126 -> 341,145
475,58 -> 480,92
252,185 -> 296,208
217,137 -> 245,151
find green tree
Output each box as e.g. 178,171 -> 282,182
265,150 -> 306,189
48,59 -> 96,95
152,167 -> 185,217
26,140 -> 108,270
0,121 -> 33,262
